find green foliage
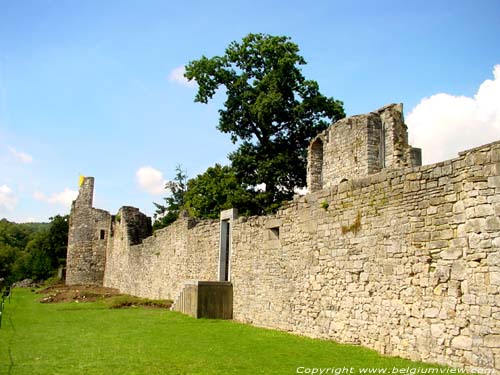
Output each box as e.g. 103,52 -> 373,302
183,164 -> 257,219
105,295 -> 172,309
44,215 -> 69,268
0,216 -> 68,283
0,289 -> 445,374
321,201 -> 329,210
185,33 -> 345,213
0,244 -> 21,283
22,234 -> 53,281
153,165 -> 188,230
0,219 -> 48,250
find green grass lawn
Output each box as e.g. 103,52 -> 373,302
0,288 -> 447,375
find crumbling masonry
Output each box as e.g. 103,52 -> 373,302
66,104 -> 500,373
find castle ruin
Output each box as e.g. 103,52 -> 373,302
66,104 -> 500,373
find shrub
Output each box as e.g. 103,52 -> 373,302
105,295 -> 172,309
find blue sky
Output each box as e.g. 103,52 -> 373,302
1,0 -> 499,222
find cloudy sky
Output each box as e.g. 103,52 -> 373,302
1,0 -> 499,222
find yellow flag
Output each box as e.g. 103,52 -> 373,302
79,175 -> 85,187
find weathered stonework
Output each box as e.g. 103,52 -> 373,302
232,140 -> 500,372
307,104 -> 421,191
66,177 -> 111,285
103,212 -> 219,300
66,104 -> 500,374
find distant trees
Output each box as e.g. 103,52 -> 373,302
0,243 -> 19,284
0,216 -> 68,284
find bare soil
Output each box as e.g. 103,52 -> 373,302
37,283 -> 122,303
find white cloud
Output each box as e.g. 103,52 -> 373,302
8,146 -> 33,163
33,191 -> 46,201
407,64 -> 500,165
136,166 -> 166,195
0,184 -> 17,212
33,188 -> 78,207
168,66 -> 196,87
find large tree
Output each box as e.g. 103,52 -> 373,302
183,164 -> 257,219
185,33 -> 345,212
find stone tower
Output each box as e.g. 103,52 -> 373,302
66,177 -> 111,285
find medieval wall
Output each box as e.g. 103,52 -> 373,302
66,177 -> 112,285
66,106 -> 499,374
231,140 -> 500,373
307,104 -> 421,192
103,212 -> 220,300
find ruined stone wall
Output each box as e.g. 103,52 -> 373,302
379,103 -> 421,169
66,106 -> 498,373
66,177 -> 111,285
103,213 -> 220,300
307,104 -> 421,192
231,141 -> 500,373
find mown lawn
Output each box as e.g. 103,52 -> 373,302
0,289 -> 446,375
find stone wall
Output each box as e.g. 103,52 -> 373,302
66,177 -> 111,285
66,105 -> 499,373
231,140 -> 500,373
103,212 -> 220,300
307,104 -> 421,191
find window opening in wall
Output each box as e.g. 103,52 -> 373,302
219,220 -> 230,282
100,230 -> 106,240
269,227 -> 280,240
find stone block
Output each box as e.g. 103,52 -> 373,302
490,272 -> 500,286
424,307 -> 439,318
475,204 -> 494,217
488,176 -> 500,188
430,323 -> 446,337
462,294 -> 476,305
480,305 -> 491,317
441,248 -> 463,260
429,240 -> 449,249
451,335 -> 472,350
445,193 -> 458,203
453,201 -> 465,213
465,218 -> 486,233
431,229 -> 454,240
491,148 -> 500,162
265,218 -> 283,229
484,335 -> 500,348
411,232 -> 430,242
486,216 -> 500,230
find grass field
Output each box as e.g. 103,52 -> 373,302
0,288 -> 447,375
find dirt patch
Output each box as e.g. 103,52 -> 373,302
37,283 -> 122,303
